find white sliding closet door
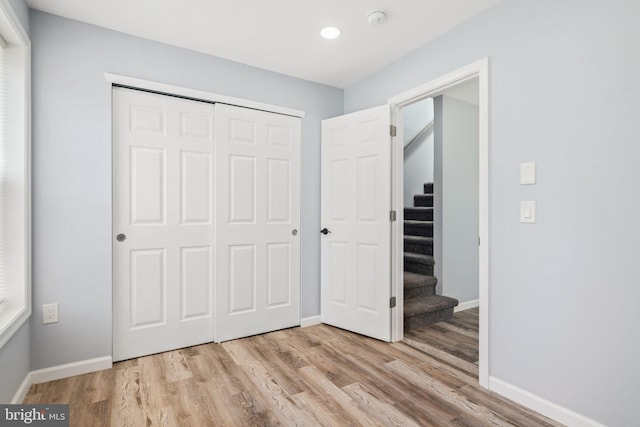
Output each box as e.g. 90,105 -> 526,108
214,104 -> 301,342
113,87 -> 215,361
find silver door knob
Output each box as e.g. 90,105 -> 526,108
116,234 -> 126,242
292,229 -> 298,236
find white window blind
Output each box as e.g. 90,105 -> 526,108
0,40 -> 5,312
0,1 -> 30,349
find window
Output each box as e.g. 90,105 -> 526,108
0,2 -> 30,349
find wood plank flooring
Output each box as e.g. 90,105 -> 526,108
404,308 -> 480,379
24,309 -> 562,426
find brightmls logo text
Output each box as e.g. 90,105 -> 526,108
0,405 -> 68,426
4,407 -> 46,423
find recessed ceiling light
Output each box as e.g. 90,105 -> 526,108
320,27 -> 341,40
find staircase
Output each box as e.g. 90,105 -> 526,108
404,182 -> 458,330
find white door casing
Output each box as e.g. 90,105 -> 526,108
214,104 -> 301,342
113,87 -> 215,361
388,58 -> 489,385
320,105 -> 392,342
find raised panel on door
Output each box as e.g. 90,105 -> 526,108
229,119 -> 256,144
113,87 -> 215,361
330,160 -> 348,221
131,105 -> 166,135
267,159 -> 291,223
267,124 -> 292,148
130,147 -> 165,225
356,244 -> 377,312
180,246 -> 211,320
130,249 -> 166,328
229,155 -> 256,223
180,112 -> 212,140
181,152 -> 211,224
329,242 -> 348,305
320,105 -> 392,342
357,156 -> 377,221
215,103 -> 301,342
267,242 -> 291,307
229,244 -> 256,314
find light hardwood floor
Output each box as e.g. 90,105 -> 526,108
24,309 -> 562,426
404,308 -> 480,379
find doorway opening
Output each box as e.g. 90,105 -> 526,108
389,58 -> 489,387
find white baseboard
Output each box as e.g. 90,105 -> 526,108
11,372 -> 33,404
455,299 -> 479,312
489,377 -> 605,427
300,315 -> 321,328
30,356 -> 112,385
10,356 -> 112,403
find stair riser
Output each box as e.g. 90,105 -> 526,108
423,183 -> 433,194
404,260 -> 434,275
404,284 -> 436,299
404,240 -> 433,255
413,195 -> 433,207
404,307 -> 454,330
404,223 -> 433,237
404,210 -> 433,221
413,194 -> 433,208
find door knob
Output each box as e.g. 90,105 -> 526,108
320,228 -> 331,235
116,234 -> 126,242
292,229 -> 298,236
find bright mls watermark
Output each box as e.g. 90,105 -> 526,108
0,405 -> 69,426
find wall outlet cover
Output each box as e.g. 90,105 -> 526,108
43,303 -> 59,324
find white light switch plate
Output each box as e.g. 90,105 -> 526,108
520,162 -> 536,185
520,201 -> 536,223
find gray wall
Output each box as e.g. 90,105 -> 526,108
5,0 -> 28,33
345,0 -> 640,425
0,322 -> 29,402
402,98 -> 434,207
433,95 -> 479,303
29,10 -> 343,370
0,0 -> 29,403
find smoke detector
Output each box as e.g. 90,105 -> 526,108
368,10 -> 387,25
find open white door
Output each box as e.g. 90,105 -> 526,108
113,87 -> 215,361
321,105 -> 392,341
214,104 -> 301,342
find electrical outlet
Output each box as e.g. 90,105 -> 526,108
42,303 -> 59,324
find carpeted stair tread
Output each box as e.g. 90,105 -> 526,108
403,295 -> 459,318
404,252 -> 434,266
404,220 -> 433,238
404,235 -> 433,255
404,207 -> 434,221
404,235 -> 433,245
404,220 -> 433,226
403,182 -> 460,329
404,272 -> 437,290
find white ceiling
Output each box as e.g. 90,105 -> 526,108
26,0 -> 502,88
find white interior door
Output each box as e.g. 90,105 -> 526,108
113,87 -> 215,361
321,105 -> 392,341
214,104 -> 301,342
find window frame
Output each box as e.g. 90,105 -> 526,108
0,0 -> 31,350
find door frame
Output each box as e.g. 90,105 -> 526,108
387,58 -> 489,387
